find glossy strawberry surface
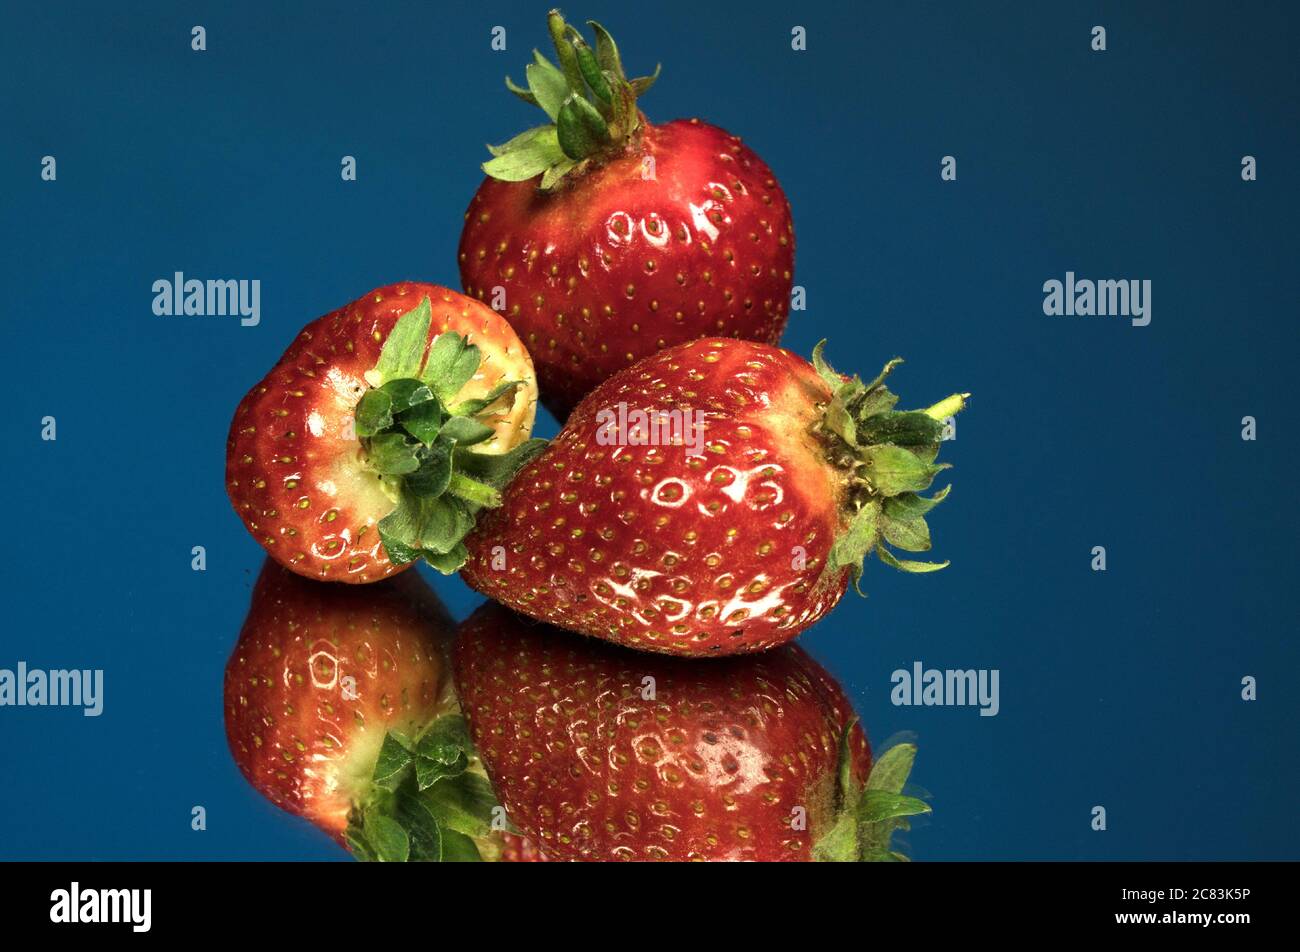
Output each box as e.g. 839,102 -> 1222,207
226,282 -> 537,583
454,602 -> 871,861
223,560 -> 453,844
461,337 -> 850,655
460,119 -> 795,419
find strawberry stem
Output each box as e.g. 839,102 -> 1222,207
811,341 -> 969,595
355,297 -> 546,574
446,472 -> 502,509
346,717 -> 505,862
812,726 -> 931,863
484,10 -> 661,190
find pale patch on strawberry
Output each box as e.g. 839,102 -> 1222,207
426,304 -> 538,456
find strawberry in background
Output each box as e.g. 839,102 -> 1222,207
462,337 -> 967,655
459,11 -> 795,420
454,602 -> 929,862
226,282 -> 544,583
224,560 -> 502,861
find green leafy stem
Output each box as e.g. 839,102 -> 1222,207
358,297 -> 546,574
813,341 -> 969,595
484,10 -> 661,189
813,720 -> 932,862
345,714 -> 504,863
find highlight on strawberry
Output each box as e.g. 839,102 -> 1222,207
226,282 -> 544,583
454,602 -> 931,862
459,10 -> 796,419
461,337 -> 968,656
223,560 -> 504,861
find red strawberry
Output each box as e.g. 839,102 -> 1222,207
454,602 -> 929,862
224,559 -> 503,861
459,12 -> 794,420
461,337 -> 967,656
226,281 -> 545,583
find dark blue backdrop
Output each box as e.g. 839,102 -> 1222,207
2,1 -> 1296,860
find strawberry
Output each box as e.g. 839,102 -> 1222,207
459,12 -> 794,420
226,281 -> 546,583
499,832 -> 551,863
460,337 -> 967,656
224,559 -> 503,861
454,602 -> 929,862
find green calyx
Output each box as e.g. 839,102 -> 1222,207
485,10 -> 661,189
812,341 -> 969,595
345,715 -> 504,862
812,721 -> 932,862
357,296 -> 546,574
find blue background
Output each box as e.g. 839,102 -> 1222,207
2,0 -> 1296,860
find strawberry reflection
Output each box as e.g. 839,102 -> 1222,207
454,601 -> 928,862
224,560 -> 493,861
